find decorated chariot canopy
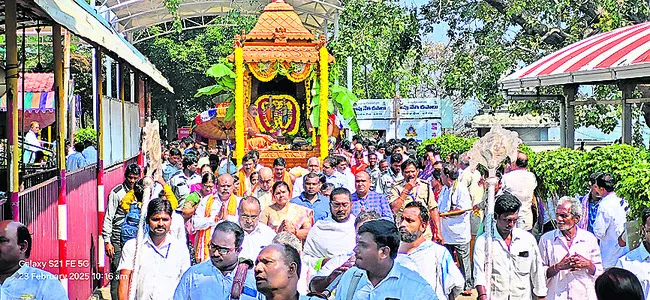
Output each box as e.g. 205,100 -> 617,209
229,0 -> 334,164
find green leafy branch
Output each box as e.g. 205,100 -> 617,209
310,77 -> 360,133
195,59 -> 236,120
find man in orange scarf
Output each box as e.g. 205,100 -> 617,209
273,158 -> 296,194
191,174 -> 241,262
237,153 -> 256,196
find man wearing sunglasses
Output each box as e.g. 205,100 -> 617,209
174,221 -> 262,299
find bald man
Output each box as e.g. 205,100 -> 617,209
293,157 -> 321,198
255,244 -> 321,300
0,221 -> 67,299
193,173 -> 241,262
228,197 -> 276,261
351,171 -> 393,219
500,151 -> 538,231
249,167 -> 275,210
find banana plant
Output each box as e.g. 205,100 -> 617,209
195,59 -> 237,120
310,78 -> 360,133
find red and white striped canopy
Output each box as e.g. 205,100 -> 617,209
500,22 -> 650,90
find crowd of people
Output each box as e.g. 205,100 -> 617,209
0,135 -> 648,300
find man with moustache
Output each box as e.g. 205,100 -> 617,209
174,221 -> 262,299
291,172 -> 331,222
293,157 -> 321,198
473,193 -> 546,300
335,219 -> 437,300
397,201 -> 464,300
230,197 -> 276,261
351,171 -> 393,220
0,220 -> 67,299
118,199 -> 190,300
365,152 -> 381,191
538,196 -> 602,300
302,188 -> 357,270
103,163 -> 141,300
255,244 -> 321,300
377,153 -> 404,194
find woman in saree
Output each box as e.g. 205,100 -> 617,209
260,181 -> 313,243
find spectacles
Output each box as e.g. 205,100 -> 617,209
208,244 -> 235,255
240,214 -> 259,221
330,202 -> 351,209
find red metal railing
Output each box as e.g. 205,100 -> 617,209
18,177 -> 59,274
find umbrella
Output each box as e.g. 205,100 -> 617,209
191,102 -> 235,140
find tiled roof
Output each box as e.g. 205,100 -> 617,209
247,0 -> 315,41
228,45 -> 334,63
17,73 -> 54,92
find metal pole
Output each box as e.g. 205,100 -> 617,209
96,48 -> 107,285
5,0 -> 19,221
559,97 -> 566,147
564,85 -> 576,149
484,173 -> 498,299
53,24 -> 69,295
120,64 -> 126,161
92,48 -> 98,130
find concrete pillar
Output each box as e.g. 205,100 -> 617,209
619,82 -> 635,144
563,85 -> 577,149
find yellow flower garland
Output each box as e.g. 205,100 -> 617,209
319,46 -> 329,161
235,46 -> 245,166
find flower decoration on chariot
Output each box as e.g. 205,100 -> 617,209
253,94 -> 301,135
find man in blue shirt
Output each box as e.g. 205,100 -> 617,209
291,172 -> 330,221
174,221 -> 262,299
163,148 -> 183,182
0,220 -> 67,300
322,156 -> 346,189
82,140 -> 98,165
335,219 -> 437,300
66,142 -> 87,171
350,171 -> 393,220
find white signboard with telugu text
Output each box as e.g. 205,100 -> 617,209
354,99 -> 392,119
400,98 -> 441,119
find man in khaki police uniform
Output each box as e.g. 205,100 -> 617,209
388,159 -> 444,243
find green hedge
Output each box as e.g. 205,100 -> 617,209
417,135 -> 477,159
421,135 -> 650,220
74,128 -> 97,145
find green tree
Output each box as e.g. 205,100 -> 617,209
422,0 -> 650,138
328,0 -> 426,99
135,13 -> 257,140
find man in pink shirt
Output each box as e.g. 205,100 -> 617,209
538,196 -> 603,300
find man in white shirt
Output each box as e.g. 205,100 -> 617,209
170,155 -> 200,208
398,201 -> 465,300
439,163 -> 473,296
293,157 -> 321,198
0,220 -> 67,300
457,154 -> 485,239
118,198 -> 191,300
302,188 -> 356,270
174,221 -> 262,299
616,207 -> 650,296
322,156 -> 346,190
377,153 -> 404,194
103,163 -> 141,300
335,219 -> 437,300
539,196 -> 602,300
473,193 -> 547,300
592,173 -> 629,267
500,152 -> 537,231
22,121 -> 42,164
336,156 -> 356,192
231,196 -> 276,261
